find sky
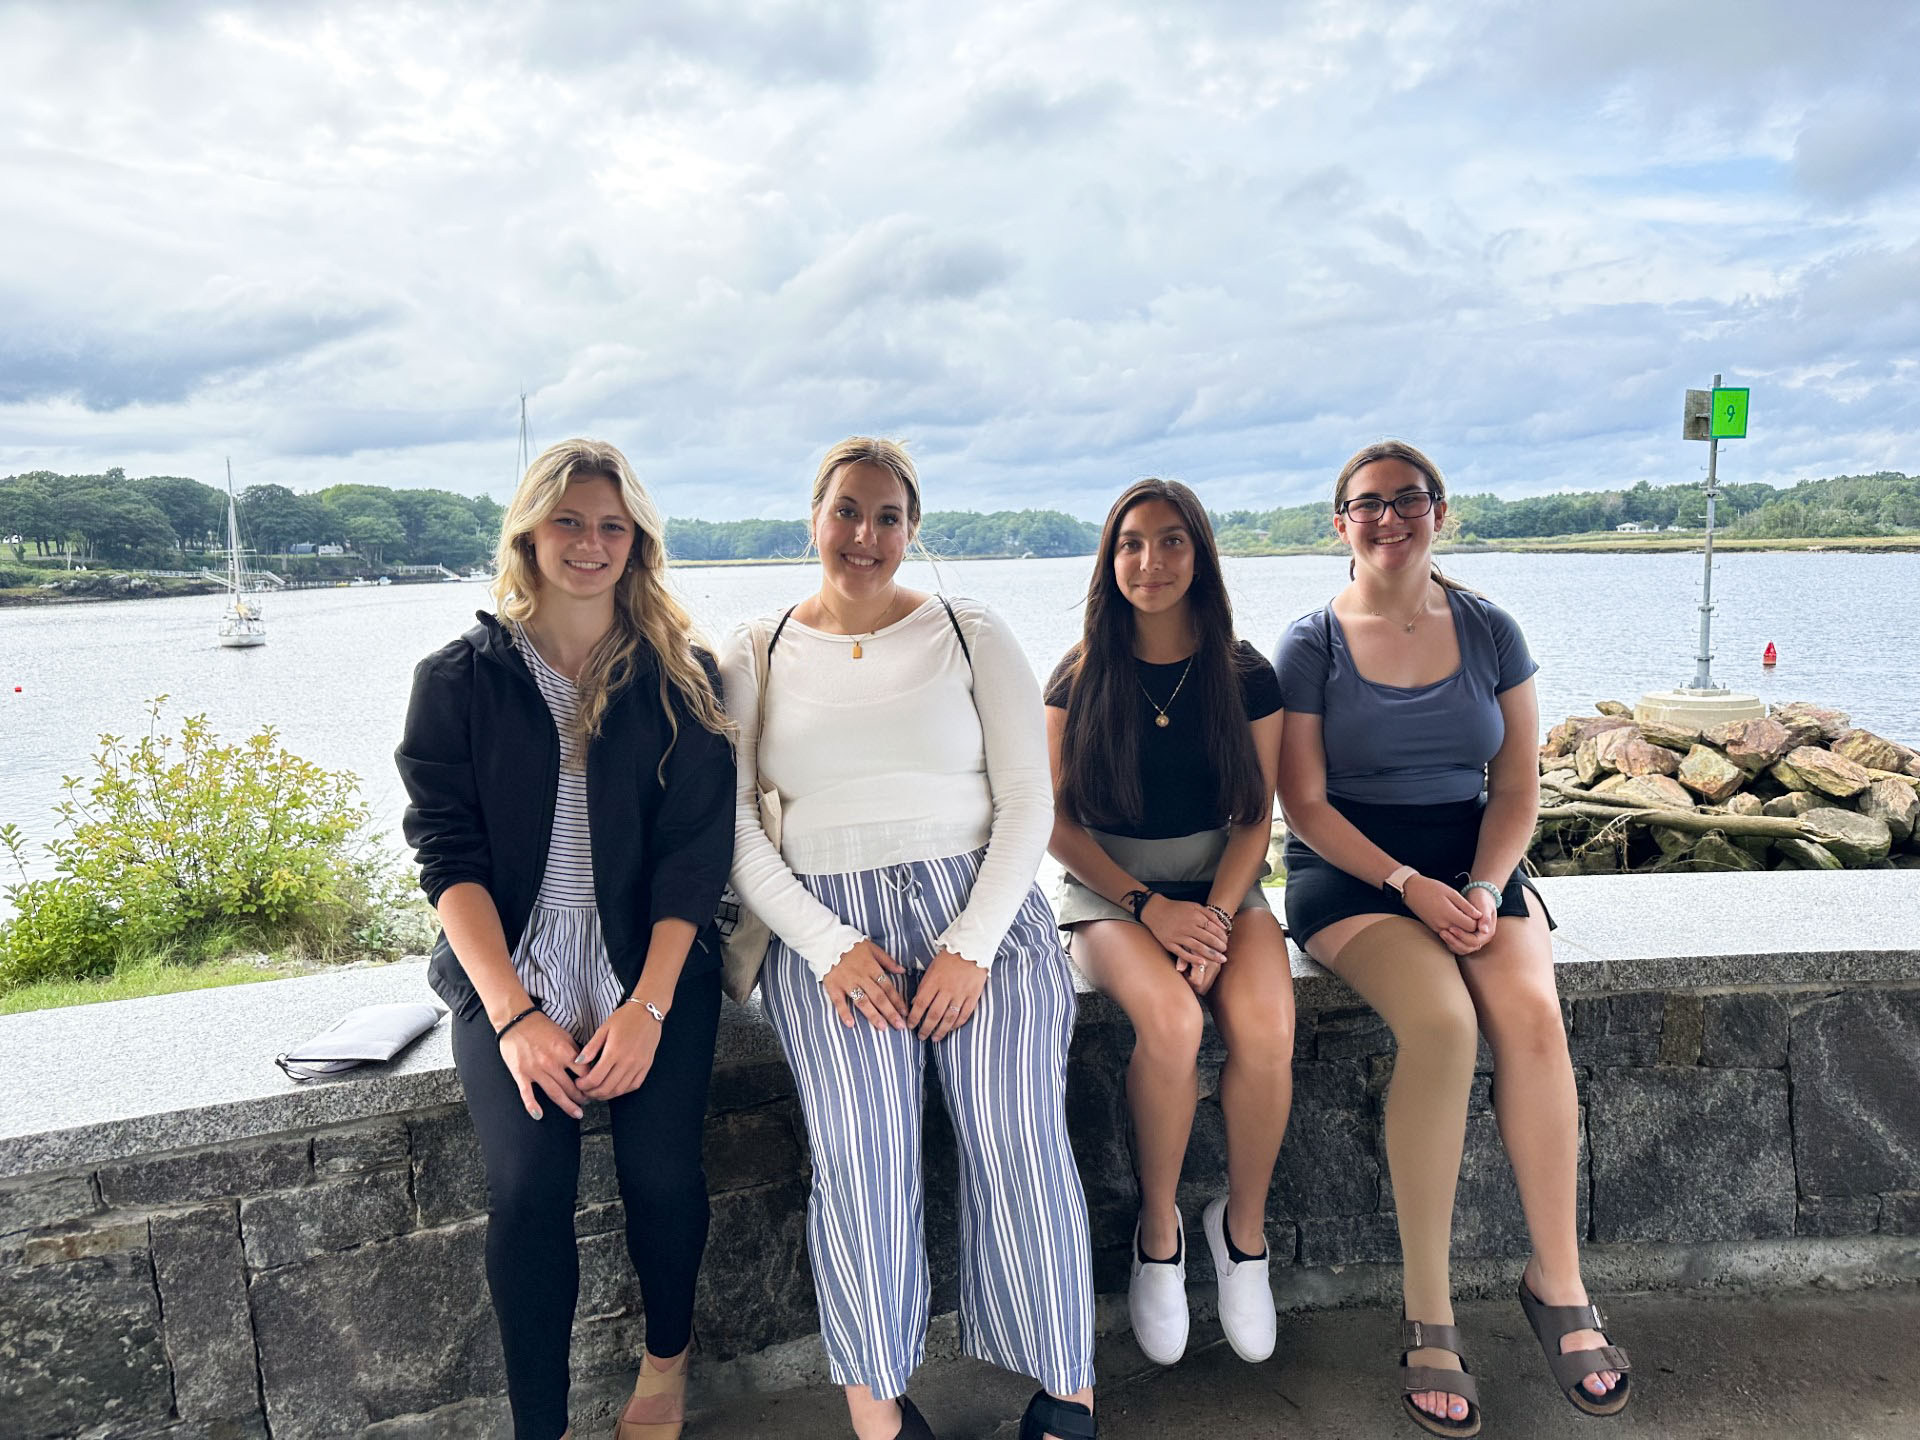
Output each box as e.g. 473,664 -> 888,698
2,0 -> 1918,521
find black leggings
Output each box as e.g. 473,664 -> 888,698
450,964 -> 722,1440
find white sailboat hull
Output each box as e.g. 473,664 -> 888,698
219,630 -> 267,648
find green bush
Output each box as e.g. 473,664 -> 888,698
0,561 -> 43,588
0,698 -> 415,989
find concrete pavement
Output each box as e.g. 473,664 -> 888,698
688,1284 -> 1920,1438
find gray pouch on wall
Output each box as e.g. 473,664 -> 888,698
275,1001 -> 447,1081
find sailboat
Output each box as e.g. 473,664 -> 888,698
217,459 -> 266,648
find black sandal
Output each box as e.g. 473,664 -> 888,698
1518,1278 -> 1633,1417
1019,1389 -> 1096,1440
1400,1319 -> 1482,1438
894,1395 -> 936,1439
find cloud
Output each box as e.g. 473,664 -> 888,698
0,0 -> 1916,518
1792,102 -> 1920,206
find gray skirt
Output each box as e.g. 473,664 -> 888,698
1055,826 -> 1273,930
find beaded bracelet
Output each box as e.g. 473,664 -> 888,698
1461,879 -> 1505,907
1204,903 -> 1236,934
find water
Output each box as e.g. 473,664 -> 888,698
3,552 -> 1915,885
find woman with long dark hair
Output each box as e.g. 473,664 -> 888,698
1045,478 -> 1294,1370
397,439 -> 735,1440
1275,440 -> 1629,1436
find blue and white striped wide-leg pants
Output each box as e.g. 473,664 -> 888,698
759,849 -> 1095,1401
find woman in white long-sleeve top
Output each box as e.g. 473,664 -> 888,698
719,437 -> 1097,1440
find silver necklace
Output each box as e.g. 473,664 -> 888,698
1137,656 -> 1195,728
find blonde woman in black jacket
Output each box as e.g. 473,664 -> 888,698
397,439 -> 735,1440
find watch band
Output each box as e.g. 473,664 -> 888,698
1382,864 -> 1417,896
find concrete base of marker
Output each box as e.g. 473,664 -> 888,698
1636,687 -> 1766,729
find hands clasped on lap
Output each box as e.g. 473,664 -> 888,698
823,939 -> 987,1041
499,1007 -> 665,1120
1141,894 -> 1229,994
1405,875 -> 1498,956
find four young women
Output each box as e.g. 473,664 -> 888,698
399,435 -> 1629,1440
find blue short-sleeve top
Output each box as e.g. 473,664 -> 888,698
1273,587 -> 1537,805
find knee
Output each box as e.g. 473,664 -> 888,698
1495,989 -> 1570,1064
1226,1013 -> 1296,1076
1131,996 -> 1205,1070
486,1157 -> 572,1235
1391,992 -> 1480,1073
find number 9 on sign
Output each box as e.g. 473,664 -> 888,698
1710,387 -> 1749,439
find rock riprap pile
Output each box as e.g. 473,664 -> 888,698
1531,701 -> 1920,874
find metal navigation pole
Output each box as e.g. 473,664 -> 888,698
1637,376 -> 1761,730
1693,372 -> 1723,690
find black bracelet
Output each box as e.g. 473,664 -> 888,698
1122,888 -> 1154,923
495,1000 -> 542,1039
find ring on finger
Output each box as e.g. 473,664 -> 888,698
848,986 -> 867,1003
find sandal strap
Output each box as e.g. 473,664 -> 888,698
1022,1391 -> 1097,1440
1400,1319 -> 1469,1359
1533,1298 -> 1608,1333
1548,1345 -> 1632,1389
1400,1365 -> 1481,1406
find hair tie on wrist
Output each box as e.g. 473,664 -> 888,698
495,1000 -> 543,1039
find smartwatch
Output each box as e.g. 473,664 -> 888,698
1382,865 -> 1417,896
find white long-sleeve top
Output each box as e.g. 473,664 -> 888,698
719,594 -> 1054,979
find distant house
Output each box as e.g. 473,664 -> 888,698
1615,522 -> 1646,533
287,543 -> 317,555
318,544 -> 346,556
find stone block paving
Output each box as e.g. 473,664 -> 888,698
694,1285 -> 1920,1439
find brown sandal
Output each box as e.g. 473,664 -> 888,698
1399,1319 -> 1481,1438
614,1346 -> 689,1440
1518,1278 -> 1632,1417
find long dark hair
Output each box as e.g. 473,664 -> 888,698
1056,478 -> 1268,830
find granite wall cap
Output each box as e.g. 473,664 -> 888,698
2,872 -> 1915,1183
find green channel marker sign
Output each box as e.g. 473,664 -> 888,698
1711,386 -> 1749,439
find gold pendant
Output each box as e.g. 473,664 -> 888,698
851,640 -> 863,659
1155,713 -> 1170,728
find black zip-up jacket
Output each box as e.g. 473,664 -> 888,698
395,611 -> 736,1021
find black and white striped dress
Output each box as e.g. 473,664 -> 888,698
510,625 -> 626,1043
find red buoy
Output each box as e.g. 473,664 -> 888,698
1763,642 -> 1778,667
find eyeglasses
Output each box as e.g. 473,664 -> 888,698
1338,490 -> 1436,522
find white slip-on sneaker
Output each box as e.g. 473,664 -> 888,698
1204,1194 -> 1277,1362
1128,1209 -> 1189,1366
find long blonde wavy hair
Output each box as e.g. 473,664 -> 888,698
492,438 -> 730,774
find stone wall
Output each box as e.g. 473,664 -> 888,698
3,873 -> 1919,1437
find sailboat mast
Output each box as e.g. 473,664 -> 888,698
518,393 -> 531,481
227,458 -> 242,601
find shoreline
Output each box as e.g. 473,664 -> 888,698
4,533 -> 1915,606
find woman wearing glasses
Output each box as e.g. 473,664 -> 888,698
1274,441 -> 1629,1437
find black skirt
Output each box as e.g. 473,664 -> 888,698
1282,797 -> 1553,946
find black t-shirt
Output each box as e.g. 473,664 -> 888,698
1045,639 -> 1282,839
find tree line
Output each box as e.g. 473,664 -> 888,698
0,470 -> 503,569
3,467 -> 1914,570
1213,471 -> 1920,550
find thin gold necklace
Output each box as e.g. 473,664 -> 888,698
1365,584 -> 1431,634
1137,656 -> 1195,728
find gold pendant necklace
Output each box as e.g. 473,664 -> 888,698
1137,656 -> 1194,728
817,590 -> 893,659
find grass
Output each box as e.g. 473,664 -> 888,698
0,949 -> 319,1015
